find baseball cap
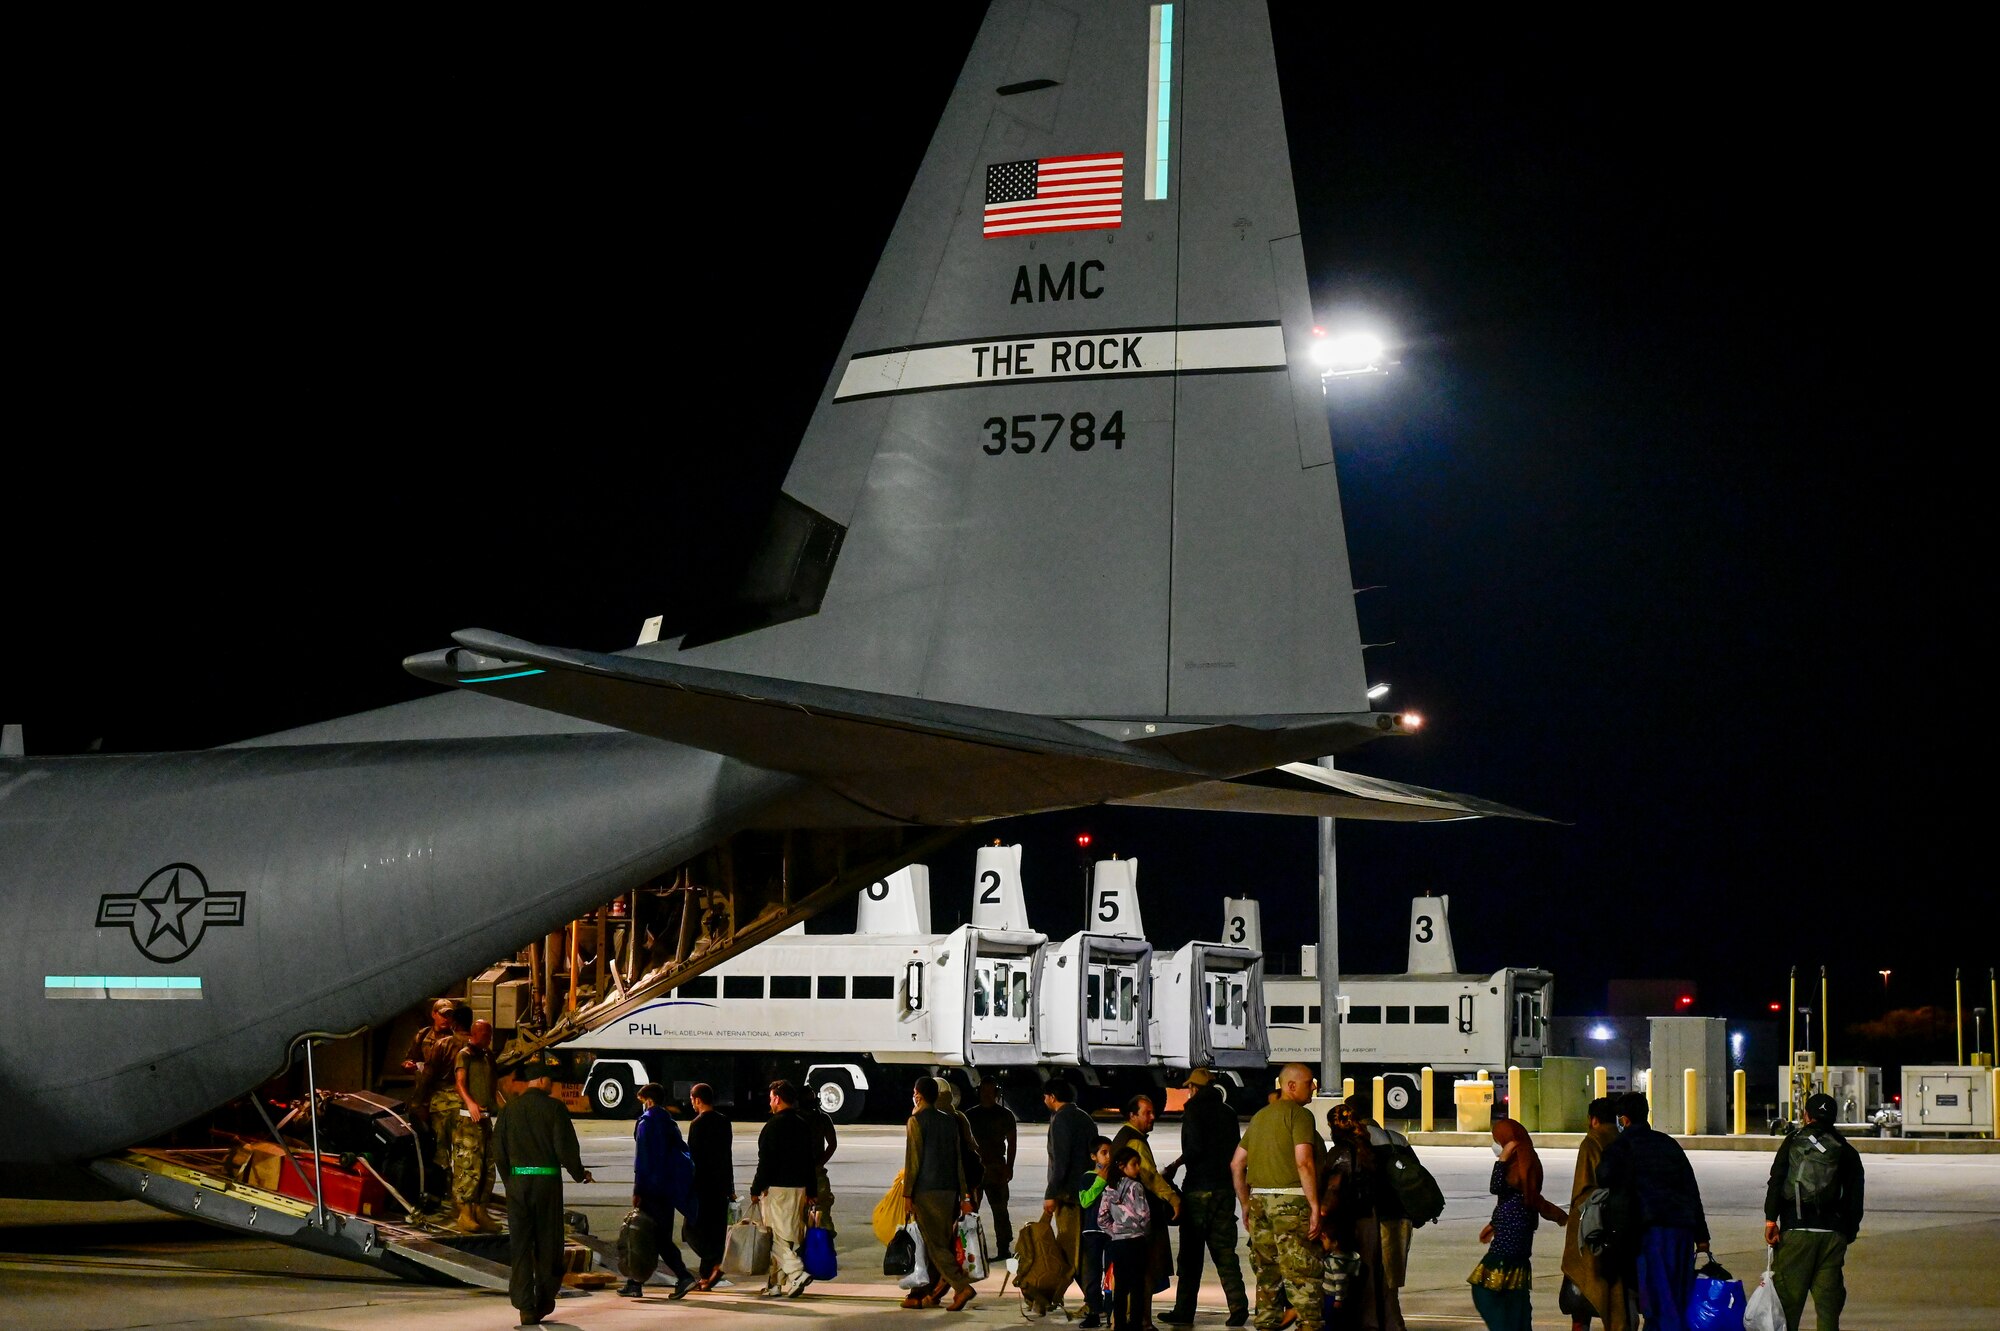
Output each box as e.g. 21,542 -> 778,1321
1803,1093 -> 1837,1123
1183,1068 -> 1214,1088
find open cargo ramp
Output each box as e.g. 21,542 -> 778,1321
87,1149 -> 535,1290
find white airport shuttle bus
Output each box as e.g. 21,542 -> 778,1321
1261,896 -> 1553,1117
568,847 -> 1268,1119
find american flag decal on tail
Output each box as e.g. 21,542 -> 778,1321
983,154 -> 1124,237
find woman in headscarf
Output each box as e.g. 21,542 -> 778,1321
1559,1098 -> 1631,1331
1468,1117 -> 1567,1331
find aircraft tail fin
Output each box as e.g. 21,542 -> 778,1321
659,0 -> 1367,723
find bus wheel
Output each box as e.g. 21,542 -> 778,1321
1381,1072 -> 1420,1119
812,1070 -> 865,1124
588,1064 -> 637,1118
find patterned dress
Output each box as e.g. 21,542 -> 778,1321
1468,1160 -> 1537,1293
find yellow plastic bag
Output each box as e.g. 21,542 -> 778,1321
871,1169 -> 906,1246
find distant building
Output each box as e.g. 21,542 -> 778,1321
1607,979 -> 1699,1016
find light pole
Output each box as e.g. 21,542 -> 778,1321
1317,758 -> 1343,1096
1797,1006 -> 1814,1113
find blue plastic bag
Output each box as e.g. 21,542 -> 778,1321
803,1220 -> 839,1281
1687,1271 -> 1747,1331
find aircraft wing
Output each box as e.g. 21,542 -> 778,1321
1110,761 -> 1555,823
405,630 -> 1543,824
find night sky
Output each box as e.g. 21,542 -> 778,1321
12,7 -> 1984,1065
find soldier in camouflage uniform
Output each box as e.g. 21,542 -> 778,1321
424,1006 -> 471,1193
449,1018 -> 500,1232
1232,1064 -> 1325,1331
401,998 -> 457,1125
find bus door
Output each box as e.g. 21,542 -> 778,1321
1205,972 -> 1249,1049
972,955 -> 1032,1043
1086,961 -> 1140,1047
1511,982 -> 1547,1059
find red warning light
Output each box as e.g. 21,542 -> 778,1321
1677,995 -> 1694,1007
1769,1002 -> 1783,1012
1076,833 -> 1093,849
1892,1093 -> 1901,1104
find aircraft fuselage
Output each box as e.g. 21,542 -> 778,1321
0,733 -> 797,1166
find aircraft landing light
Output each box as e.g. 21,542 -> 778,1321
458,669 -> 547,684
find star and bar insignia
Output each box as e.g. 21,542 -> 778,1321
96,863 -> 245,963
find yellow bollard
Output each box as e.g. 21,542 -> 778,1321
1342,1076 -> 1355,1101
1373,1075 -> 1386,1124
1507,1066 -> 1522,1121
1684,1068 -> 1700,1135
1992,1067 -> 1999,1141
1421,1066 -> 1435,1132
1478,1068 -> 1490,1082
1594,1065 -> 1608,1099
1734,1069 -> 1748,1135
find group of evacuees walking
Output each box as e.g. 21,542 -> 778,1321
445,1046 -> 1864,1331
1527,1089 -> 1863,1331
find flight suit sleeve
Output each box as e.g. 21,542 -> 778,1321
559,1108 -> 587,1183
492,1110 -> 512,1178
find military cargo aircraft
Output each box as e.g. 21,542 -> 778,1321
0,0 -> 1537,1262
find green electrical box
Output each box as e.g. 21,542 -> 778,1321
1537,1056 -> 1595,1132
1511,1069 -> 1543,1130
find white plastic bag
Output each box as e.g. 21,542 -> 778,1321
957,1211 -> 989,1281
1743,1248 -> 1787,1331
898,1220 -> 935,1290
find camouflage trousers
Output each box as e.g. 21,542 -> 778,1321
451,1116 -> 492,1204
1246,1194 -> 1323,1331
428,1091 -> 463,1170
1175,1189 -> 1249,1318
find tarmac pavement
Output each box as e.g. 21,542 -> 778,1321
4,1119 -> 1996,1329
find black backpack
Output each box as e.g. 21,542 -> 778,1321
1785,1128 -> 1845,1216
617,1208 -> 659,1283
1375,1141 -> 1445,1228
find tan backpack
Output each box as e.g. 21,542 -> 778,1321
1013,1216 -> 1073,1305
